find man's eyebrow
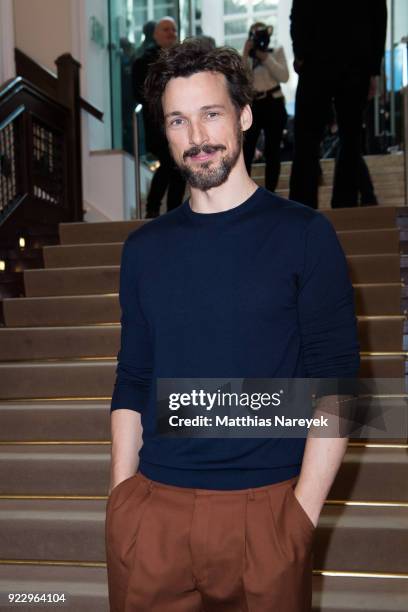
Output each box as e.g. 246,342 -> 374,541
164,104 -> 226,120
200,104 -> 226,111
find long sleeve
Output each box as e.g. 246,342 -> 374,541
110,236 -> 153,413
263,47 -> 289,83
297,214 -> 360,378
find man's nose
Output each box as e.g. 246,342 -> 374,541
188,121 -> 208,146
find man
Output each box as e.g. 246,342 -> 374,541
135,21 -> 156,59
132,17 -> 185,217
106,40 -> 360,611
289,0 -> 387,208
243,22 -> 289,192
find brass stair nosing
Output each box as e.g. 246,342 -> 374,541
0,396 -> 113,401
360,352 -> 408,356
348,442 -> 408,448
0,559 -> 105,568
313,569 -> 408,579
0,560 -> 406,578
0,440 -> 111,445
1,393 -> 406,403
0,439 -> 406,447
1,496 -> 407,507
2,351 -> 408,364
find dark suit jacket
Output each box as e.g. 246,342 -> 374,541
131,43 -> 161,106
290,0 -> 387,75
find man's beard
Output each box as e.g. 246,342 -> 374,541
174,123 -> 243,191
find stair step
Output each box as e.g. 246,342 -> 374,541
322,207 -> 399,231
0,565 -> 109,612
0,315 -> 403,362
22,254 -> 402,299
255,167 -> 406,187
337,228 -> 400,255
312,574 -> 408,612
347,254 -> 401,284
354,285 -> 401,316
56,208 -> 400,246
3,295 -> 119,327
42,228 -> 401,271
328,446 -> 408,501
0,445 -> 110,496
0,360 -> 116,400
274,154 -> 405,176
0,325 -> 120,360
0,500 -> 405,572
313,505 -> 408,573
273,185 -> 405,201
0,565 -> 405,612
23,266 -> 120,297
0,400 -> 110,441
3,290 -> 401,328
59,220 -> 147,245
0,444 -> 406,502
43,242 -> 124,268
359,354 -> 405,378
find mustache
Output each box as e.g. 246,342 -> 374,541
183,143 -> 226,160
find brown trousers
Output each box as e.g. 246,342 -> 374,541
105,471 -> 315,611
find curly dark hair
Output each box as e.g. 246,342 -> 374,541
144,38 -> 254,129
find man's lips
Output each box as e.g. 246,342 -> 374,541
189,151 -> 218,162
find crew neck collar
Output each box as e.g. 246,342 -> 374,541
182,186 -> 262,223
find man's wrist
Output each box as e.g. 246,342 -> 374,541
294,483 -> 325,527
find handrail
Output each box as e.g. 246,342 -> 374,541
0,49 -> 92,241
14,48 -> 103,122
80,97 -> 104,121
0,76 -> 68,110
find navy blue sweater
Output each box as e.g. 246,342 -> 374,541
110,187 -> 360,489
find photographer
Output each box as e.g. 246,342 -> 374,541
243,22 -> 289,192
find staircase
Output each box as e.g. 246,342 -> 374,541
0,155 -> 407,611
253,152 -> 406,208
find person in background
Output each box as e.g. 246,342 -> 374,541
243,22 -> 289,193
289,0 -> 387,209
135,20 -> 156,59
132,17 -> 185,217
120,37 -> 137,155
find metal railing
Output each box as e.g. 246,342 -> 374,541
132,103 -> 143,219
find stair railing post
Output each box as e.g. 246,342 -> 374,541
404,86 -> 408,206
55,53 -> 83,222
133,104 -> 143,219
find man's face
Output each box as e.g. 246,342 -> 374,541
154,19 -> 177,49
162,71 -> 246,192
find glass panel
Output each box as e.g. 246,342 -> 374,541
224,19 -> 248,36
224,36 -> 247,52
153,2 -> 178,20
253,0 -> 277,12
224,0 -> 246,16
108,0 -> 180,156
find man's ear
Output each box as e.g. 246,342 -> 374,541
240,104 -> 253,133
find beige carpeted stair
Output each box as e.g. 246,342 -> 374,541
0,154 -> 407,611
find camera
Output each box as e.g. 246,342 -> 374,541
248,26 -> 272,58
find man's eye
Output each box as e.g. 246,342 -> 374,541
169,118 -> 185,127
207,112 -> 219,119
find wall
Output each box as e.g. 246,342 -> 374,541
0,0 -> 16,83
83,0 -> 112,151
13,0 -> 72,72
